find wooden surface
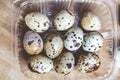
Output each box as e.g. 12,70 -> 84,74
0,0 -> 120,80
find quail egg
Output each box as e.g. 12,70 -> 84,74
80,12 -> 101,31
23,31 -> 43,55
54,10 -> 75,31
28,55 -> 53,74
55,51 -> 75,75
82,31 -> 104,52
77,52 -> 101,73
25,12 -> 50,33
64,27 -> 83,51
44,34 -> 63,59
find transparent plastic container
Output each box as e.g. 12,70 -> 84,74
12,0 -> 118,80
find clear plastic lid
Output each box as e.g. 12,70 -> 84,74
11,0 -> 118,80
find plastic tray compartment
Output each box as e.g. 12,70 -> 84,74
12,0 -> 118,80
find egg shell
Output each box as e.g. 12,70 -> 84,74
80,12 -> 101,31
44,34 -> 64,59
82,31 -> 104,52
64,27 -> 83,51
28,55 -> 53,74
55,51 -> 75,75
25,12 -> 50,33
77,52 -> 101,73
23,31 -> 43,55
54,10 -> 75,31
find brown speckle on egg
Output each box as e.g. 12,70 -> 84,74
66,63 -> 72,69
88,48 -> 91,50
91,26 -> 93,28
59,25 -> 61,27
74,43 -> 80,47
68,23 -> 70,25
57,18 -> 60,20
40,62 -> 42,64
91,45 -> 94,47
70,46 -> 72,48
49,39 -> 52,42
37,25 -> 40,27
42,30 -> 45,32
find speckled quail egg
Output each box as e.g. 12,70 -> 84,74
44,34 -> 64,59
25,12 -> 50,33
55,51 -> 75,75
28,55 -> 53,74
82,31 -> 104,52
23,31 -> 43,55
54,10 -> 75,31
64,27 -> 83,51
77,52 -> 101,73
80,12 -> 101,31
